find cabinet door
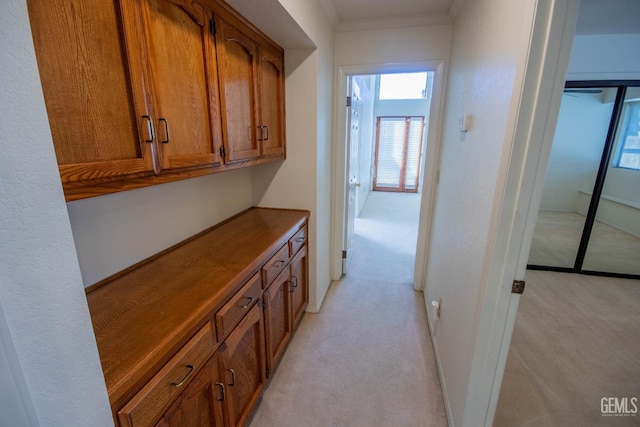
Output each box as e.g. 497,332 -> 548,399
218,304 -> 266,427
155,355 -> 225,427
27,0 -> 155,189
257,46 -> 286,158
134,0 -> 222,171
215,17 -> 260,163
263,268 -> 291,374
290,245 -> 308,328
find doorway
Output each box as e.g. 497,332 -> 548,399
335,68 -> 441,280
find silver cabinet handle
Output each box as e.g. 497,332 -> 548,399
171,365 -> 194,387
226,368 -> 235,386
159,118 -> 170,144
258,125 -> 264,141
239,296 -> 253,308
262,125 -> 269,141
274,260 -> 285,268
215,382 -> 225,401
294,236 -> 305,243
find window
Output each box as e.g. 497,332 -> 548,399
373,116 -> 425,192
614,100 -> 640,171
378,72 -> 428,100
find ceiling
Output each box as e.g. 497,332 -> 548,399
325,0 -> 640,34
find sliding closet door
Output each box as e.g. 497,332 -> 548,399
583,87 -> 640,275
528,87 -> 613,268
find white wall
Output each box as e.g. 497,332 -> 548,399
252,0 -> 335,312
567,34 -> 640,81
335,25 -> 452,66
540,92 -> 613,211
68,170 -> 253,286
424,0 -> 539,425
0,0 -> 113,424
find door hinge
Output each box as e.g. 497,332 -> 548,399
262,300 -> 266,310
342,250 -> 347,259
512,280 -> 525,294
209,19 -> 216,36
266,366 -> 270,377
346,96 -> 352,107
219,145 -> 226,159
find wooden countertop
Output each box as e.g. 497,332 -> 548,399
86,207 -> 309,409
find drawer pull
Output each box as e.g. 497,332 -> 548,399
239,296 -> 253,308
215,382 -> 226,402
171,365 -> 194,387
226,368 -> 236,386
294,236 -> 305,243
273,260 -> 286,268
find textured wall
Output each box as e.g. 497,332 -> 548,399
0,0 -> 113,424
424,0 -> 536,425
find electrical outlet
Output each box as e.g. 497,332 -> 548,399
431,298 -> 442,320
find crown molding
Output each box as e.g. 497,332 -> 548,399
337,13 -> 452,33
318,0 -> 340,28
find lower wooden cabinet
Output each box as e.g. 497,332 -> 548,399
263,268 -> 292,373
218,304 -> 266,427
290,245 -> 309,329
155,355 -> 225,427
88,209 -> 309,427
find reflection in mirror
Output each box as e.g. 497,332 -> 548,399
583,86 -> 640,275
528,88 -> 614,268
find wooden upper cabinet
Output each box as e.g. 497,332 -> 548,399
257,45 -> 286,158
214,16 -> 260,163
124,0 -> 222,172
27,0 -> 155,185
29,0 -> 285,200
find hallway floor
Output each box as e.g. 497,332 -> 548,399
249,191 -> 447,426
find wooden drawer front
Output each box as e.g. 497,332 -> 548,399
118,324 -> 215,427
261,244 -> 290,288
289,225 -> 307,256
215,273 -> 262,341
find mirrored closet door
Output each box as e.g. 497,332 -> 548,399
529,82 -> 640,279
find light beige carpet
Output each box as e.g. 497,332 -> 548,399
495,270 -> 640,426
249,191 -> 447,427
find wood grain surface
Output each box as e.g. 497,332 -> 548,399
86,208 -> 308,411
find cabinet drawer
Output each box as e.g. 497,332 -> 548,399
289,226 -> 307,256
117,324 -> 215,427
262,244 -> 290,288
215,272 -> 262,341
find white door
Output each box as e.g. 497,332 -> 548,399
343,77 -> 363,274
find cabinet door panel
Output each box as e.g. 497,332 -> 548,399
264,269 -> 291,374
155,355 -> 224,427
290,246 -> 308,328
215,18 -> 260,163
219,304 -> 265,427
27,0 -> 154,183
258,47 -> 285,158
142,0 -> 221,171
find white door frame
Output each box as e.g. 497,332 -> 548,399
461,1 -> 580,425
331,61 -> 448,289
